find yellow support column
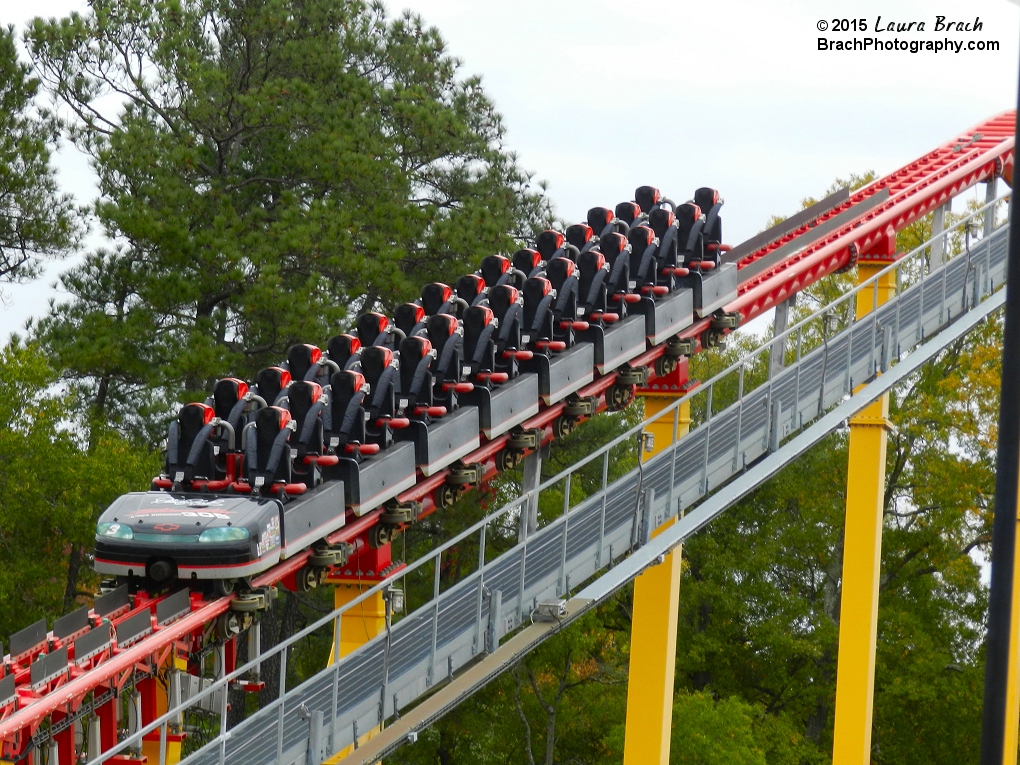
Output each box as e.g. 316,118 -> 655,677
1004,480 -> 1020,765
324,580 -> 388,763
623,394 -> 690,765
832,260 -> 896,765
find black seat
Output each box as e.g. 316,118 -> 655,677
599,233 -> 634,311
421,283 -> 459,316
615,201 -> 644,228
394,303 -> 427,338
165,402 -> 219,486
360,346 -> 398,421
628,224 -> 673,296
479,254 -> 524,290
513,248 -> 544,279
212,377 -> 251,440
577,251 -> 611,323
649,207 -> 680,279
327,333 -> 361,370
694,187 -> 724,257
587,207 -> 616,238
635,185 -> 661,214
487,285 -> 525,374
325,371 -> 369,453
426,314 -> 465,406
356,312 -> 399,348
245,406 -> 295,495
287,343 -> 336,384
462,305 -> 502,384
456,274 -> 487,309
253,366 -> 291,407
535,230 -> 568,262
564,223 -> 595,254
521,277 -> 558,350
398,335 -> 436,415
288,381 -> 326,463
676,202 -> 707,266
546,257 -> 580,342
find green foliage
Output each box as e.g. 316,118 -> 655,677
0,25 -> 78,282
26,0 -> 551,437
0,341 -> 159,636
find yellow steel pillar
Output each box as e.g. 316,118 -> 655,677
623,393 -> 691,765
325,579 -> 387,763
832,260 -> 896,765
1004,478 -> 1020,765
141,653 -> 188,764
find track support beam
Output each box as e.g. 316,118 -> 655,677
622,392 -> 691,765
831,259 -> 896,765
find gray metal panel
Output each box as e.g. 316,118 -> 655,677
680,263 -> 738,317
282,481 -> 347,557
645,288 -> 695,345
115,610 -> 152,647
337,442 -> 417,515
0,674 -> 14,708
723,187 -> 850,264
9,619 -> 46,658
576,315 -> 646,374
31,647 -> 67,689
94,585 -> 131,618
461,374 -> 540,439
53,607 -> 90,640
73,626 -> 112,664
519,343 -> 595,404
156,588 -> 193,626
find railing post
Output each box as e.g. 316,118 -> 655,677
770,294 -> 796,378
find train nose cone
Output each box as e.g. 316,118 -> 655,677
148,560 -> 174,582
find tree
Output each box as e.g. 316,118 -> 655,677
26,0 -> 551,437
0,341 -> 159,636
0,25 -> 78,283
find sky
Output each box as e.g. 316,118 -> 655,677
1,0 -> 1018,340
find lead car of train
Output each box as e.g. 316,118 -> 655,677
94,186 -> 736,593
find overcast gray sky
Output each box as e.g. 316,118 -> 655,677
1,0 -> 1017,340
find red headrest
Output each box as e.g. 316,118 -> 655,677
271,367 -> 292,388
269,406 -> 292,429
223,378 -> 249,399
183,402 -> 215,425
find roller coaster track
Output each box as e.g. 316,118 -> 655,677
0,111 -> 1014,764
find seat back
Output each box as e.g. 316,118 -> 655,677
615,201 -> 642,227
565,224 -> 593,253
327,333 -> 361,370
577,251 -> 609,317
635,185 -> 661,213
288,381 -> 324,458
287,343 -> 323,382
513,248 -> 544,278
394,303 -> 426,338
599,232 -> 631,297
456,274 -> 486,308
628,225 -> 658,288
426,314 -> 462,383
254,366 -> 292,406
521,276 -> 555,344
398,336 -> 434,410
356,312 -> 393,348
360,346 -> 397,420
213,378 -> 250,435
535,230 -> 565,262
587,206 -> 615,238
676,202 -> 705,264
480,255 -> 513,289
421,283 -> 454,316
488,285 -> 522,358
463,305 -> 496,377
247,406 -> 293,489
694,187 -> 723,245
166,402 -> 218,482
546,257 -> 578,327
326,370 -> 367,447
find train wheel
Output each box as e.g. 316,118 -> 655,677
216,611 -> 241,637
297,566 -> 319,592
369,523 -> 393,549
655,354 -> 678,378
436,484 -> 458,509
212,578 -> 235,598
607,384 -> 634,411
553,416 -> 575,440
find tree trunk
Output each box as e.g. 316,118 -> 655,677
62,544 -> 83,613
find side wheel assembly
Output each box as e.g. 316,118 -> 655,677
216,611 -> 242,637
563,395 -> 597,418
553,415 -> 576,440
436,483 -> 458,509
380,501 -> 420,526
369,523 -> 393,549
701,328 -> 728,350
606,383 -> 634,411
655,354 -> 678,378
447,462 -> 485,487
296,565 -> 328,591
309,543 -> 351,568
710,311 -> 740,330
615,365 -> 646,387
